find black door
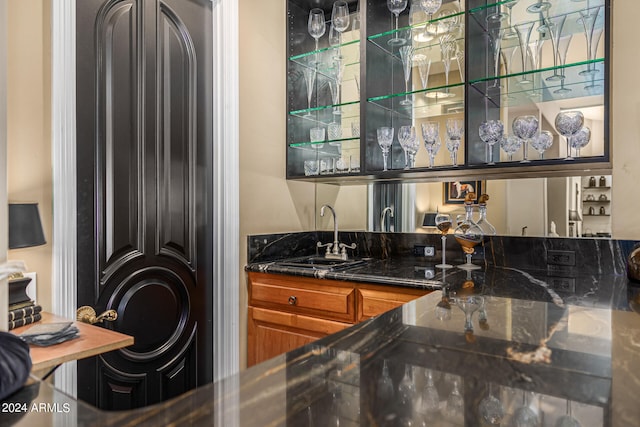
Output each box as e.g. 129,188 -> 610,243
76,0 -> 213,409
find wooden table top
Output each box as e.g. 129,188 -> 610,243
12,312 -> 134,372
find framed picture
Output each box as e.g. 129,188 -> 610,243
443,180 -> 484,205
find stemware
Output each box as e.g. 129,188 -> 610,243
308,9 -> 326,54
500,134 -> 522,161
478,384 -> 504,425
446,118 -> 463,166
415,54 -> 432,94
397,364 -> 417,412
570,126 -> 591,158
377,127 -> 395,171
421,121 -> 439,145
387,0 -> 409,46
398,46 -> 415,106
435,212 -> 453,269
501,0 -> 521,40
479,120 -> 504,165
527,0 -> 551,14
398,125 -> 419,169
454,198 -> 483,271
553,34 -> 574,94
545,14 -> 567,82
420,369 -> 440,416
421,0 -> 442,21
578,6 -> 603,77
455,295 -> 483,332
302,66 -> 317,116
327,60 -> 344,115
439,34 -> 456,97
512,391 -> 539,427
331,1 -> 349,58
512,115 -> 539,163
425,138 -> 441,168
444,377 -> 464,421
555,400 -> 582,427
514,22 -> 535,83
555,111 -> 584,161
530,130 -> 553,159
376,359 -> 395,403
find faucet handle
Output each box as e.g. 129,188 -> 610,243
317,242 -> 333,254
338,243 -> 357,259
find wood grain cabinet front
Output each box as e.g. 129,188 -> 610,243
247,271 -> 431,366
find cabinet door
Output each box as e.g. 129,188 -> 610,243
248,307 -> 351,367
357,286 -> 430,322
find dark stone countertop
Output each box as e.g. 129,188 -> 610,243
4,265 -> 640,426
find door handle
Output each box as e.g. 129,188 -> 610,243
76,306 -> 118,324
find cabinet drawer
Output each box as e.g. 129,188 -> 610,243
357,286 -> 430,321
248,272 -> 356,323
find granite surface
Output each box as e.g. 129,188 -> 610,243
3,233 -> 640,425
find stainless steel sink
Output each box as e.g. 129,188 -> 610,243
274,256 -> 368,271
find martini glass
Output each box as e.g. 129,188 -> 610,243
555,111 -> 584,161
512,115 -> 539,163
530,130 -> 553,159
387,0 -> 408,46
435,212 -> 453,269
455,295 -> 483,332
377,127 -> 394,171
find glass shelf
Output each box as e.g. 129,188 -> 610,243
289,38 -> 360,62
368,11 -> 465,57
289,137 -> 359,151
368,83 -> 464,118
469,59 -> 604,107
289,100 -> 359,122
469,0 -> 605,25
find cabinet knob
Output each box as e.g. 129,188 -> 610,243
288,296 -> 297,306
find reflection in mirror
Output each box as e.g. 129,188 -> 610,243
367,175 -> 612,238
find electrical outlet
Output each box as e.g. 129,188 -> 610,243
547,250 -> 576,266
413,245 -> 436,257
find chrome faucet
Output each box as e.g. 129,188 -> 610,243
318,204 -> 356,260
380,206 -> 394,232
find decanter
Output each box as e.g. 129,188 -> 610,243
453,193 -> 483,270
476,194 -> 497,236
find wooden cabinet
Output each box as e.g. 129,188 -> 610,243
247,272 -> 431,366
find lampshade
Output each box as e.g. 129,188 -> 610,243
8,203 -> 46,249
568,210 -> 582,222
422,213 -> 437,227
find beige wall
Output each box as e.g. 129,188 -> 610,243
6,0 -> 52,311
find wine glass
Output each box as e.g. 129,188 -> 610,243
331,2 -> 350,51
435,212 -> 453,269
421,0 -> 442,21
425,137 -> 441,168
398,46 -> 415,106
444,377 -> 463,421
570,126 -> 591,159
455,295 -> 483,332
479,120 -> 504,165
555,111 -> 584,161
387,0 -> 408,46
478,383 -> 504,425
377,127 -> 394,171
512,115 -> 539,163
420,369 -> 440,416
445,118 -> 463,166
512,391 -> 539,427
500,134 -> 522,161
308,8 -> 326,54
530,130 -> 553,159
421,121 -> 439,145
376,360 -> 395,403
555,400 -> 582,427
397,364 -> 417,412
398,125 -> 419,169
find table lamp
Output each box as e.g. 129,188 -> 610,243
422,212 -> 437,228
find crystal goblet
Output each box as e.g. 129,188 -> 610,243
421,0 -> 442,20
479,120 -> 504,165
398,125 -> 419,169
479,384 -> 504,425
446,118 -> 463,166
499,134 -> 522,161
530,130 -> 553,159
425,137 -> 441,168
421,121 -> 439,145
512,115 -> 539,163
555,111 -> 584,161
377,127 -> 394,171
570,126 -> 591,159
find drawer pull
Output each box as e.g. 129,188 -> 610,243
288,296 -> 297,306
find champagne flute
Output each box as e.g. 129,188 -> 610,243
398,46 -> 414,106
435,212 -> 453,269
377,127 -> 394,171
387,0 -> 408,46
308,8 -> 326,55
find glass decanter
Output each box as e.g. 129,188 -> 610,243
453,193 -> 483,270
476,194 -> 497,236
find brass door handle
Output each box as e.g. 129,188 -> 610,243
76,306 -> 118,324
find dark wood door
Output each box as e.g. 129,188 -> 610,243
76,0 -> 213,410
